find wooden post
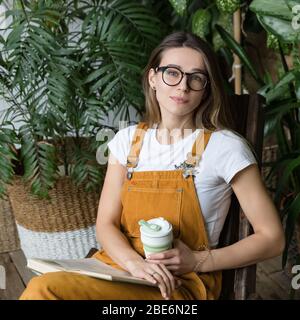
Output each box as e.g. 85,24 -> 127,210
233,9 -> 242,95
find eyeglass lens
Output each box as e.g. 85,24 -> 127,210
162,67 -> 207,91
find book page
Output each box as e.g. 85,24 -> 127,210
52,258 -> 130,277
27,258 -> 156,287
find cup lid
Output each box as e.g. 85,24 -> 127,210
139,217 -> 172,237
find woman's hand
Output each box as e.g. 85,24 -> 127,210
125,258 -> 181,300
145,239 -> 197,276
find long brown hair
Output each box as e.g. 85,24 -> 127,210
142,31 -> 234,131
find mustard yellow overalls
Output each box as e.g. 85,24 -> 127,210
20,122 -> 222,300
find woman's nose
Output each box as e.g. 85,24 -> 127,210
177,75 -> 189,91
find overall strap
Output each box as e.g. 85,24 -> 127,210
185,129 -> 212,167
126,122 -> 149,178
182,129 -> 212,179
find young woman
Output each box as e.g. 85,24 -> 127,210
20,31 -> 285,300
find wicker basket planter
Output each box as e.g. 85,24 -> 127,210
8,177 -> 101,259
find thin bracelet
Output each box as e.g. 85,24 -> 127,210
193,245 -> 211,273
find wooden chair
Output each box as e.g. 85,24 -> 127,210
218,93 -> 265,300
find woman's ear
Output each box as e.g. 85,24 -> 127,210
148,68 -> 157,90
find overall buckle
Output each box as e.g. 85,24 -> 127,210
127,167 -> 134,180
182,168 -> 196,179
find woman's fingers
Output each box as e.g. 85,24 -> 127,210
160,263 -> 176,292
165,264 -> 180,271
127,261 -> 180,299
155,264 -> 177,299
152,271 -> 169,299
149,264 -> 173,299
142,261 -> 182,300
146,257 -> 178,265
147,249 -> 177,260
142,271 -> 158,285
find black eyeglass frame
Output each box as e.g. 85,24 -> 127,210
155,66 -> 209,91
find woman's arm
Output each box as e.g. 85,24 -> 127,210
197,163 -> 285,273
96,153 -> 142,269
146,164 -> 285,274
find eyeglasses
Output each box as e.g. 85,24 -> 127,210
155,66 -> 209,91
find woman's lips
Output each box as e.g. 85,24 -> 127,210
170,96 -> 189,104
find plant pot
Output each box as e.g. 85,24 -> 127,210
8,177 -> 101,259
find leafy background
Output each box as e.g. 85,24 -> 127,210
0,0 -> 299,295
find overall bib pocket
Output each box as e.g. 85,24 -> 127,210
121,186 -> 183,238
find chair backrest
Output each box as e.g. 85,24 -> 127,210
218,93 -> 265,300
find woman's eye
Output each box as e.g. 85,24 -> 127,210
166,69 -> 179,77
191,75 -> 203,82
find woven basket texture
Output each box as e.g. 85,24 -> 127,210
8,177 -> 100,233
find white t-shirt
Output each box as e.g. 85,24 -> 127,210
107,124 -> 257,247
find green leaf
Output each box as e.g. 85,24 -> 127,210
265,71 -> 298,102
90,71 -> 115,93
265,100 -> 300,117
192,9 -> 211,38
250,0 -> 293,20
169,0 -> 187,16
274,70 -> 297,90
215,24 -> 264,86
275,155 -> 300,202
6,22 -> 25,48
257,14 -> 300,42
84,64 -> 112,84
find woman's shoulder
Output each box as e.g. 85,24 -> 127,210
211,129 -> 249,146
113,123 -> 138,141
107,124 -> 139,166
116,123 -> 138,134
206,129 -> 257,183
208,129 -> 255,156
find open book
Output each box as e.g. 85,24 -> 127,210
27,257 -> 157,287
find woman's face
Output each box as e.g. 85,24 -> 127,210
148,47 -> 208,120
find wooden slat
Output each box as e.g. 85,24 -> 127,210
259,255 -> 283,274
0,252 -> 25,300
219,93 -> 265,300
235,94 -> 265,300
256,263 -> 289,299
9,250 -> 35,286
233,94 -> 265,299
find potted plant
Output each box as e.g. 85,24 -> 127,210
0,0 -> 164,259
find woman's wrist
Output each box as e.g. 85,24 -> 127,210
193,248 -> 213,273
124,256 -> 145,271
